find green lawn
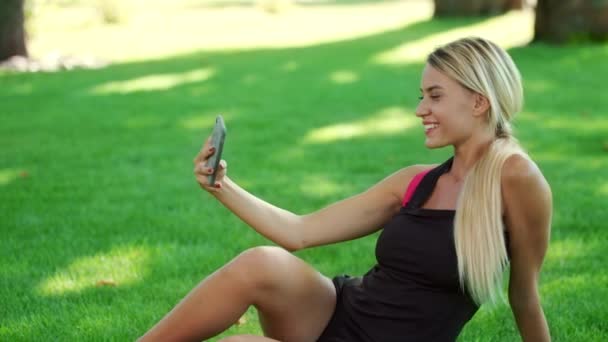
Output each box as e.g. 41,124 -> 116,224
1,2 -> 608,341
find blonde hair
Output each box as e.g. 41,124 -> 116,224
428,37 -> 528,305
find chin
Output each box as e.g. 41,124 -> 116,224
424,139 -> 449,149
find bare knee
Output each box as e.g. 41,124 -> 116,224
218,334 -> 279,342
227,246 -> 292,289
238,246 -> 291,266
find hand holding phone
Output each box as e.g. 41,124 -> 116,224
204,115 -> 227,186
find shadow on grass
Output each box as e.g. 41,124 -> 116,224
1,13 -> 608,340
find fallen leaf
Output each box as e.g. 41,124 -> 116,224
235,315 -> 247,326
96,279 -> 117,287
19,171 -> 29,178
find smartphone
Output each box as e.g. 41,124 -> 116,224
205,115 -> 227,185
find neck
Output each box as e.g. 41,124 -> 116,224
449,134 -> 496,182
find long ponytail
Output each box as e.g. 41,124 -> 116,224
454,137 -> 526,304
428,37 -> 528,304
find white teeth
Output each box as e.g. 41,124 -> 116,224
424,124 -> 438,130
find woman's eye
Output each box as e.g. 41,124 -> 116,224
418,94 -> 441,101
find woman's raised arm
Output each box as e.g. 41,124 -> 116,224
194,137 -> 431,251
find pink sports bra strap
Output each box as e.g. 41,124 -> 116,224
402,169 -> 432,207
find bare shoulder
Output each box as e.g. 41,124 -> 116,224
501,154 -> 551,199
383,163 -> 439,199
501,154 -> 552,231
396,163 -> 439,178
393,163 -> 438,181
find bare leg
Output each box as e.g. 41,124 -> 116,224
138,256 -> 255,341
138,246 -> 336,342
218,335 -> 280,342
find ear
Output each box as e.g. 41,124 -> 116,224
472,93 -> 490,117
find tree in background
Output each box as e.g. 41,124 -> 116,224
434,0 -> 525,17
0,0 -> 27,62
535,0 -> 608,43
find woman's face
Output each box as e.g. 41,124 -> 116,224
415,64 -> 483,149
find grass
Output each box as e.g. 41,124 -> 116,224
2,1 -> 608,341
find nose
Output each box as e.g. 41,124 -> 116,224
415,98 -> 429,118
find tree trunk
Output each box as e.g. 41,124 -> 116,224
535,0 -> 608,43
0,0 -> 28,62
507,0 -> 525,10
433,0 -> 521,17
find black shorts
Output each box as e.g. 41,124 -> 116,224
331,274 -> 362,298
316,275 -> 362,342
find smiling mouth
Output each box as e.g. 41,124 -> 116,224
424,123 -> 438,133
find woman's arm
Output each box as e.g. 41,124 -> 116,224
501,155 -> 552,342
210,167 -> 428,251
194,137 -> 432,251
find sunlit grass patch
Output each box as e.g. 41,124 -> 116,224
37,245 -> 150,296
0,168 -> 26,186
2,1 -> 607,341
373,9 -> 534,65
303,107 -> 417,143
600,183 -> 608,196
28,0 -> 433,62
329,70 -> 360,84
91,68 -> 215,94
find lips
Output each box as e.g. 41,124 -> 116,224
423,123 -> 438,133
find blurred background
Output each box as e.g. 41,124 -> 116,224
2,0 -> 607,67
1,0 -> 607,341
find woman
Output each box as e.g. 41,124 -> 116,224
139,37 -> 552,342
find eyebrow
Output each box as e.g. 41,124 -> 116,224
419,85 -> 444,92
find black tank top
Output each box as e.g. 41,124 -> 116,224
318,157 -> 479,341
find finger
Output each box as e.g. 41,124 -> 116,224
202,135 -> 211,148
193,147 -> 216,166
194,137 -> 210,163
214,160 -> 227,179
195,174 -> 218,192
194,163 -> 214,175
201,136 -> 214,155
197,135 -> 212,153
195,174 -> 208,187
193,152 -> 203,165
219,159 -> 227,170
215,168 -> 226,181
215,168 -> 227,185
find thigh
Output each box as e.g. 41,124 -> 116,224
218,335 -> 281,342
243,247 -> 337,342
